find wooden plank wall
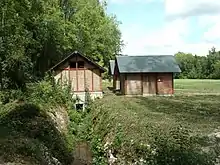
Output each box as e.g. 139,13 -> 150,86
54,53 -> 103,92
65,69 -> 101,92
142,74 -> 150,94
125,73 -> 173,95
78,70 -> 85,91
58,68 -> 101,92
93,69 -> 101,91
148,74 -> 156,94
85,69 -> 93,91
69,70 -> 77,91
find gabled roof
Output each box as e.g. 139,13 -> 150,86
109,60 -> 115,75
49,51 -> 106,72
116,55 -> 181,73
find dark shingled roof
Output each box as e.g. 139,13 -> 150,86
109,60 -> 115,75
116,55 -> 181,73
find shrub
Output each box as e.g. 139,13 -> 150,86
27,78 -> 74,108
0,89 -> 24,104
0,75 -> 78,164
0,103 -> 74,164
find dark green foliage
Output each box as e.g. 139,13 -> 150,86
0,0 -> 122,89
113,124 -> 124,149
175,48 -> 220,79
0,103 -> 74,164
0,0 -> 122,163
90,136 -> 107,165
0,77 -> 80,164
27,79 -> 74,108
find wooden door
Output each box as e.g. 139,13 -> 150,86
142,74 -> 157,95
142,74 -> 149,94
126,74 -> 142,95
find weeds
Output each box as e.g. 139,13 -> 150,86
82,86 -> 220,164
0,76 -> 77,164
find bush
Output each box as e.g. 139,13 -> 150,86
27,77 -> 74,108
0,103 -> 74,164
0,75 -> 78,164
0,89 -> 24,104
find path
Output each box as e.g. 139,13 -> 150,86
72,142 -> 92,165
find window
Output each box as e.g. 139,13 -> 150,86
75,103 -> 84,111
78,61 -> 84,68
69,61 -> 84,68
70,62 -> 76,68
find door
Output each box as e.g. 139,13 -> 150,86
126,74 -> 142,95
143,74 -> 156,95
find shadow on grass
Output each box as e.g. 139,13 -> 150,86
106,87 -> 123,96
0,103 -> 74,164
107,87 -> 114,91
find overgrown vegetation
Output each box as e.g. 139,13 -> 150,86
0,77 -> 79,164
76,80 -> 220,164
1,80 -> 220,164
0,0 -> 122,163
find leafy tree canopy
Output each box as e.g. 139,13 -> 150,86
0,0 -> 122,89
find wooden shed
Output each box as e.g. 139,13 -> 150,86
51,51 -> 105,108
111,55 -> 181,96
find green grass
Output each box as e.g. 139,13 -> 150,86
101,79 -> 220,135
87,79 -> 220,163
175,79 -> 220,94
94,92 -> 220,137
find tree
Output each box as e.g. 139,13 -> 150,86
0,0 -> 122,89
174,47 -> 220,79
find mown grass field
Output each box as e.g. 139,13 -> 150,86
100,79 -> 220,137
175,79 -> 220,95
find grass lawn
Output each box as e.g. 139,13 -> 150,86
98,79 -> 220,138
175,79 -> 220,94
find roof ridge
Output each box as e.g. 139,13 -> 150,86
49,51 -> 106,72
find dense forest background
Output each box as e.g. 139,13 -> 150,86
175,47 -> 220,79
0,0 -> 122,90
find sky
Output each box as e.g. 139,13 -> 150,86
104,0 -> 220,56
